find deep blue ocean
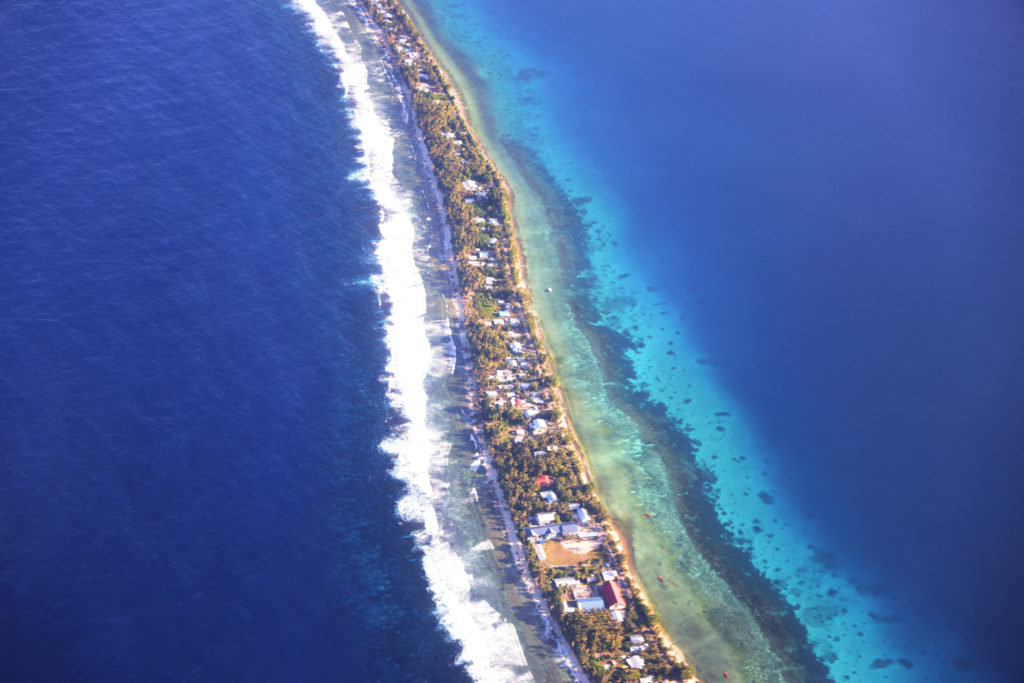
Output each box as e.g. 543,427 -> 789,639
0,1 -> 469,680
410,0 -> 1024,679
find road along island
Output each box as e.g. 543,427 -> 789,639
357,1 -> 702,681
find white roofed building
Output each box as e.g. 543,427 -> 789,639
532,511 -> 557,525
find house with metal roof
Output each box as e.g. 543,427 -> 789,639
601,580 -> 626,610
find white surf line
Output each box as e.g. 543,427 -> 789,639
290,2 -> 532,681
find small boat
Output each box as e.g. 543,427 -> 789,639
657,576 -> 664,582
546,287 -> 552,293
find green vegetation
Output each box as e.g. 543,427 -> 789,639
563,610 -> 624,655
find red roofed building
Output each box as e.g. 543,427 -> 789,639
601,580 -> 626,610
535,474 -> 554,487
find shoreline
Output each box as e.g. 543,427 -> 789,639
358,1 -> 700,681
377,14 -> 689,666
295,2 -> 570,678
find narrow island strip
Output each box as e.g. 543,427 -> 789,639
359,2 -> 701,680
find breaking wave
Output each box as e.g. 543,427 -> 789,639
291,2 -> 532,680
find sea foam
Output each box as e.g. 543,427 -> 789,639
291,2 -> 532,680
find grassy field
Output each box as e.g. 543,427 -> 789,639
541,539 -> 600,567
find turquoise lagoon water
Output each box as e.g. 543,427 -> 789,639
404,0 -> 1024,680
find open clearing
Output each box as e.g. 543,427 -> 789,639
540,538 -> 602,567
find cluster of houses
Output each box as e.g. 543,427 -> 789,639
382,16 -> 437,94
472,314 -> 641,627
527,487 -> 656,675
